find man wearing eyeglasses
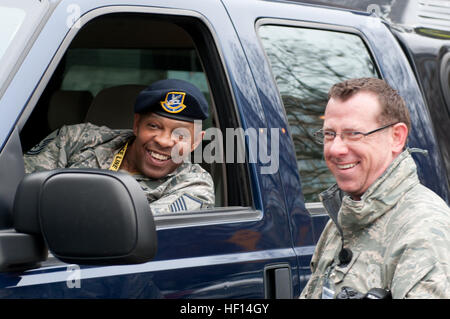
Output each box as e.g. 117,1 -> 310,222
301,77 -> 450,299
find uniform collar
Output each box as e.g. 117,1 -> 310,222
94,130 -> 134,169
321,148 -> 423,234
130,161 -> 193,181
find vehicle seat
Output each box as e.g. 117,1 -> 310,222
47,90 -> 93,131
84,85 -> 146,128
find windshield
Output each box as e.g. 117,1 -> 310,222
0,1 -> 50,98
0,7 -> 26,61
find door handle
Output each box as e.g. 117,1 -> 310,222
264,264 -> 293,299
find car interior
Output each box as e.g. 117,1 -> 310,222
18,13 -> 249,210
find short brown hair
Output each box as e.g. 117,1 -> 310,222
328,77 -> 411,133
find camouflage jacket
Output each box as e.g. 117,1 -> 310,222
300,149 -> 450,299
23,123 -> 215,215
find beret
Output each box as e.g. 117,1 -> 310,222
134,79 -> 209,122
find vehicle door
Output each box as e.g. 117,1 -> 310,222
0,0 -> 302,298
222,0 -> 450,285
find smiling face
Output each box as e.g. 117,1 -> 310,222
323,91 -> 406,200
124,112 -> 203,179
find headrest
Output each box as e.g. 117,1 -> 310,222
85,85 -> 146,129
48,90 -> 93,131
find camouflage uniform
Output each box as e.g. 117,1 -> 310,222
300,149 -> 450,299
23,123 -> 215,215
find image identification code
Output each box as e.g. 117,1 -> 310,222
180,303 -> 270,317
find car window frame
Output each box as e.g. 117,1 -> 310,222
255,18 -> 382,216
14,5 -> 260,229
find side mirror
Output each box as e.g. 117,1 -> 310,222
13,169 -> 157,265
0,230 -> 47,272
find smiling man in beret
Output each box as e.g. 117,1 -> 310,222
24,79 -> 215,215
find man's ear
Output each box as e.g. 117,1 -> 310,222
133,114 -> 141,135
392,122 -> 408,153
191,131 -> 205,152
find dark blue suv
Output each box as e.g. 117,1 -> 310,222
0,0 -> 448,298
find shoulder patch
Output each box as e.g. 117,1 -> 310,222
170,194 -> 203,212
25,129 -> 59,155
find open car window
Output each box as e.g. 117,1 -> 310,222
18,11 -> 252,218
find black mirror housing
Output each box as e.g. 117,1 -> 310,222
0,230 -> 47,272
14,169 -> 157,265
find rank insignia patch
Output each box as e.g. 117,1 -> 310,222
170,194 -> 203,212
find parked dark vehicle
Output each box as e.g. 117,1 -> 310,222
0,0 -> 448,298
304,0 -> 450,198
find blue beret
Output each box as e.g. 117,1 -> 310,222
134,79 -> 209,122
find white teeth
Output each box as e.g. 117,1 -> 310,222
150,151 -> 169,161
337,163 -> 357,169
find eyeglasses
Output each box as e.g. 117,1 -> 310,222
313,123 -> 397,145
